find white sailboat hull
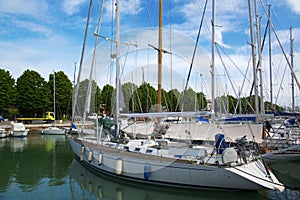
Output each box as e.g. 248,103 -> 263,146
66,134 -> 284,191
9,122 -> 28,137
39,126 -> 65,135
0,128 -> 7,138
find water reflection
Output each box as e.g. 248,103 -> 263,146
68,158 -> 269,200
10,137 -> 28,152
0,134 -> 299,200
0,135 -> 73,195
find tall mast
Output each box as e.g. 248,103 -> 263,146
211,0 -> 215,117
268,4 -> 273,109
115,0 -> 120,136
72,0 -> 93,124
290,26 -> 295,111
53,71 -> 56,124
258,16 -> 264,114
260,1 -> 300,94
248,0 -> 259,115
254,0 -> 264,114
158,0 -> 163,113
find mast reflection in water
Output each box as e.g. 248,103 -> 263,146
0,134 -> 298,200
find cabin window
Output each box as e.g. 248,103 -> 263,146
146,149 -> 153,154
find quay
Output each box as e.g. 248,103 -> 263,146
0,120 -> 72,131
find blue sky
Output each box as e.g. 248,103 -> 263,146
0,0 -> 299,107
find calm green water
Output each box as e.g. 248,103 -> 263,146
0,134 -> 299,200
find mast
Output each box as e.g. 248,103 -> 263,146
84,0 -> 104,126
72,0 -> 93,125
115,0 -> 120,136
248,0 -> 259,115
290,26 -> 295,111
53,71 -> 56,124
259,0 -> 300,93
258,16 -> 264,114
158,0 -> 163,113
254,0 -> 264,114
268,4 -> 273,109
211,0 -> 215,117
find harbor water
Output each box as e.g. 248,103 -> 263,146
0,132 -> 299,200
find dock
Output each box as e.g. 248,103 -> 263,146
0,120 -> 72,131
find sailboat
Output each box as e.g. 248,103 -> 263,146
39,71 -> 65,135
66,0 -> 284,191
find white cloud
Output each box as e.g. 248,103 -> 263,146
102,0 -> 143,22
286,0 -> 300,14
13,19 -> 52,36
63,0 -> 87,15
0,0 -> 48,16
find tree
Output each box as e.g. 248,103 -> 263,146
0,69 -> 16,117
182,87 -> 197,111
136,82 -> 157,113
161,89 -> 169,111
100,84 -> 114,115
168,89 -> 180,112
121,82 -> 138,113
48,71 -> 73,119
197,91 -> 207,111
16,70 -> 50,117
75,79 -> 101,117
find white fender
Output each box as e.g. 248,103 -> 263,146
116,159 -> 123,175
80,146 -> 85,161
88,151 -> 93,162
98,153 -> 103,165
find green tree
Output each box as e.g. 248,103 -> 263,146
182,87 -> 197,111
0,69 -> 16,117
75,79 -> 101,117
216,95 -> 239,114
227,95 -> 238,113
161,89 -> 169,111
16,70 -> 50,117
168,89 -> 180,112
136,82 -> 157,113
100,84 -> 114,115
48,71 -> 73,119
121,82 -> 138,113
197,91 -> 207,111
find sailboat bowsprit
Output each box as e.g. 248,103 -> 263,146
66,0 -> 284,192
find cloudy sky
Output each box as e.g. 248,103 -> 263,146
0,0 -> 299,107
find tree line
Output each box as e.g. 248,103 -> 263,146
0,68 -> 284,120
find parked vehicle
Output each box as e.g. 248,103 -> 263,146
16,111 -> 55,124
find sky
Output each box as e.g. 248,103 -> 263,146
0,0 -> 299,108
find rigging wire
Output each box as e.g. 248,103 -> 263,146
274,64 -> 288,106
72,0 -> 93,125
215,45 -> 238,99
216,44 -> 252,84
180,0 -> 208,112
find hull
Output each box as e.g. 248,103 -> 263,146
263,144 -> 300,164
40,127 -> 65,135
0,129 -> 7,138
9,122 -> 29,137
10,130 -> 28,138
66,134 -> 284,191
